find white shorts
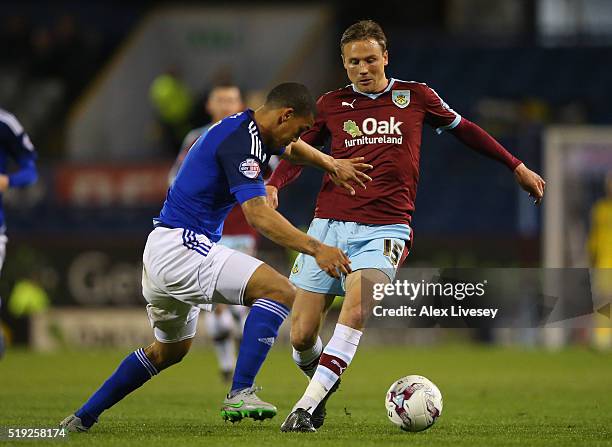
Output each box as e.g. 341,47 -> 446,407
141,227 -> 263,343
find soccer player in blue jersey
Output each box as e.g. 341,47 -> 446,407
60,82 -> 372,432
0,108 -> 38,359
170,83 -> 250,384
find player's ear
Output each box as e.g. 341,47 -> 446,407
383,50 -> 389,67
279,108 -> 294,124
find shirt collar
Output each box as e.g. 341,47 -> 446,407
245,109 -> 284,158
351,78 -> 396,99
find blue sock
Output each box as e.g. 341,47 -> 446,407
75,348 -> 158,427
231,299 -> 289,393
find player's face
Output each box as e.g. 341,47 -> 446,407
206,87 -> 243,122
342,39 -> 388,94
273,110 -> 314,148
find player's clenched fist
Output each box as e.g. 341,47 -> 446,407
314,244 -> 352,279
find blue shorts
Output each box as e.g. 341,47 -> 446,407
289,218 -> 411,296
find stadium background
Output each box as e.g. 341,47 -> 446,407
0,1 -> 611,445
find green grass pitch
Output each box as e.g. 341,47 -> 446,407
1,344 -> 611,446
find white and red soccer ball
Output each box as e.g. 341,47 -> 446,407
385,375 -> 443,432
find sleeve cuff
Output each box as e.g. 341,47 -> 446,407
509,157 -> 523,171
231,184 -> 267,204
436,114 -> 462,135
266,177 -> 281,189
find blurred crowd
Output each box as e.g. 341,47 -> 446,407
0,13 -> 120,153
1,14 -> 104,94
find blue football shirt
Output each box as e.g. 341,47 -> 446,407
156,110 -> 284,242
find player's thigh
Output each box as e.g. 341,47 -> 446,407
339,268 -> 390,330
348,237 -> 407,282
143,227 -> 221,309
210,246 -> 294,307
147,232 -> 292,310
339,235 -> 407,328
289,219 -> 345,296
290,288 -> 335,349
242,263 -> 296,308
208,246 -> 264,306
142,228 -> 244,342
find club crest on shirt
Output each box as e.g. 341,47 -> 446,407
392,90 -> 410,108
239,158 -> 261,179
343,120 -> 363,138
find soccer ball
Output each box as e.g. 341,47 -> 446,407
385,375 -> 443,432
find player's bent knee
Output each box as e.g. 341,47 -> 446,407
245,264 -> 296,308
155,350 -> 188,370
290,328 -> 318,352
145,339 -> 192,371
270,277 -> 296,307
290,313 -> 320,350
339,307 -> 366,331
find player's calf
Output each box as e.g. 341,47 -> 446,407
221,264 -> 294,420
290,290 -> 335,377
61,339 -> 192,432
292,324 -> 361,412
285,271 -> 385,430
290,291 -> 333,339
292,336 -> 323,379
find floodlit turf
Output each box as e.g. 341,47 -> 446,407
1,344 -> 611,446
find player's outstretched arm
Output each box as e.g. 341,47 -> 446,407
450,118 -> 545,204
241,196 -> 351,278
284,138 -> 372,195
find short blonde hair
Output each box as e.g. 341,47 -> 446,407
340,20 -> 388,54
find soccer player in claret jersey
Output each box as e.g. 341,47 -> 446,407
268,21 -> 546,432
60,83 -> 372,432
